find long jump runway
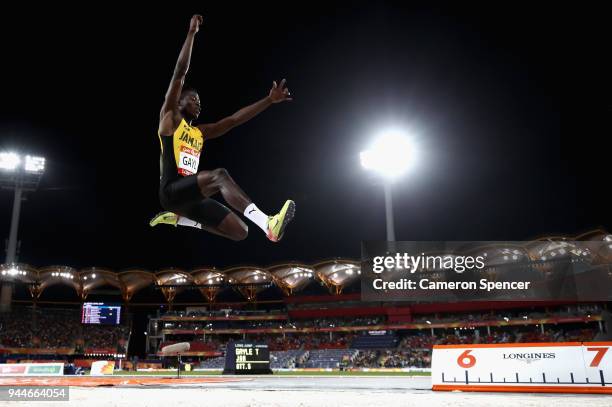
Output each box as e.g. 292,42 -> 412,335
0,376 -> 610,407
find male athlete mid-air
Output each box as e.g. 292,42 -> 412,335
150,14 -> 295,242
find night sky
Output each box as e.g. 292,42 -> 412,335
1,3 -> 611,271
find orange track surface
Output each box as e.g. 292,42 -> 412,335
0,376 -> 248,387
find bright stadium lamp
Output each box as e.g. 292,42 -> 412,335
25,156 -> 45,173
360,129 -> 415,241
360,131 -> 413,179
0,152 -> 20,171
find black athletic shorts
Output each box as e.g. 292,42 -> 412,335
158,136 -> 231,228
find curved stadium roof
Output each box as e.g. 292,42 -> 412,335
1,230 -> 609,302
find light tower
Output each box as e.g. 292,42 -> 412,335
360,130 -> 413,241
0,152 -> 45,312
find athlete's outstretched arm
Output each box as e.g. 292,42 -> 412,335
198,79 -> 292,139
160,15 -> 202,121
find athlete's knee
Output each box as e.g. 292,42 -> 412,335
219,214 -> 248,241
212,168 -> 230,181
230,224 -> 248,241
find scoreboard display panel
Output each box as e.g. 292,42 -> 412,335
81,302 -> 121,325
223,342 -> 272,374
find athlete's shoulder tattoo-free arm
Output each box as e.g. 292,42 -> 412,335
159,15 -> 202,134
197,79 -> 293,140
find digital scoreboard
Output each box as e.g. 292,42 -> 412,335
81,302 -> 121,325
223,342 -> 272,374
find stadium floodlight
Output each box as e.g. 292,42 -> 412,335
360,130 -> 413,179
1,151 -> 46,312
0,152 -> 21,171
25,156 -> 45,173
360,129 -> 415,241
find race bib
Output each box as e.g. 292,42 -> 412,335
178,147 -> 200,176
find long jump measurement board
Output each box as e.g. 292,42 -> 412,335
432,342 -> 612,394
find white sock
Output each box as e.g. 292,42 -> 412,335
243,203 -> 269,233
177,216 -> 202,229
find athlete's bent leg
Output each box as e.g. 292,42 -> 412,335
202,212 -> 248,241
195,168 -> 269,236
162,168 -> 296,242
157,173 -> 250,240
162,211 -> 247,241
196,168 -> 251,213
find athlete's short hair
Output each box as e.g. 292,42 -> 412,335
180,87 -> 198,100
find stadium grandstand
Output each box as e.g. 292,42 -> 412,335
0,232 -> 610,371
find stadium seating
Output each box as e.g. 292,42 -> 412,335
351,333 -> 398,349
301,349 -> 359,368
198,356 -> 225,369
270,350 -> 307,368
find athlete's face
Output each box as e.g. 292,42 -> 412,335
180,91 -> 201,121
